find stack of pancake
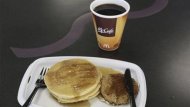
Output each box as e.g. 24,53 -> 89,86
44,59 -> 102,103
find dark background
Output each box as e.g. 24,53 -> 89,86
1,0 -> 190,106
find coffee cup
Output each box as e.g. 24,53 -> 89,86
90,0 -> 130,51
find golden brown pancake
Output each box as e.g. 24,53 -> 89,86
100,74 -> 139,105
44,59 -> 102,103
53,84 -> 100,103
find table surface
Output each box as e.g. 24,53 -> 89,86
1,0 -> 190,107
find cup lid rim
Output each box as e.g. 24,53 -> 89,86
90,0 -> 130,19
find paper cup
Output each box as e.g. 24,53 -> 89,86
90,0 -> 130,51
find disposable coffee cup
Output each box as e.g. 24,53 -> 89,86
90,0 -> 130,51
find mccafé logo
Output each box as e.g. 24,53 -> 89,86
93,14 -> 117,37
98,27 -> 114,35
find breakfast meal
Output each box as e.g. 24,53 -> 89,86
44,58 -> 139,106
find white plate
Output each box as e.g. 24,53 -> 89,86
17,56 -> 147,107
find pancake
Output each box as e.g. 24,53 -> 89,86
53,84 -> 100,103
100,74 -> 139,105
44,59 -> 101,103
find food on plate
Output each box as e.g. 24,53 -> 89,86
44,58 -> 139,105
100,73 -> 139,105
44,59 -> 102,103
